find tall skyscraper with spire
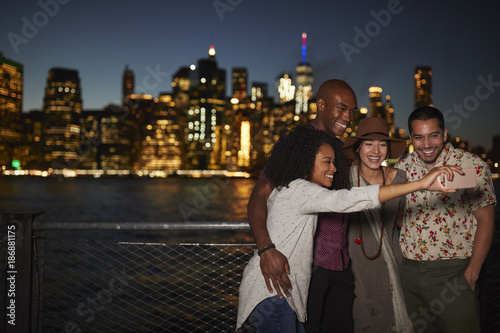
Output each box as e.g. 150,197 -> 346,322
42,68 -> 82,167
414,66 -> 433,108
122,65 -> 134,105
295,31 -> 313,114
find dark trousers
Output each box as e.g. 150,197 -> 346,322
305,265 -> 355,333
402,257 -> 480,333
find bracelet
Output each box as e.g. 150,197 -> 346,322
257,243 -> 276,256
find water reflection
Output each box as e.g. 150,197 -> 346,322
0,177 -> 256,222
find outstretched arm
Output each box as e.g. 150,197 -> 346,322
247,178 -> 292,298
379,165 -> 461,203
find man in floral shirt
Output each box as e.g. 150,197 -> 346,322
395,106 -> 496,333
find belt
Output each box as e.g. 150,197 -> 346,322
403,257 -> 470,268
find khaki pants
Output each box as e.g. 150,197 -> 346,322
402,257 -> 480,333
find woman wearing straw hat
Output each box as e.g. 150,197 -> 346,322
343,117 -> 413,332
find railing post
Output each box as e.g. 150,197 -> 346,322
2,212 -> 43,333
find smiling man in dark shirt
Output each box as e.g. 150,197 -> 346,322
247,79 -> 358,332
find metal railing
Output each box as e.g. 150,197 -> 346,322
1,213 -> 255,332
1,213 -> 499,332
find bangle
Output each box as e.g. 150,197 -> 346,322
257,243 -> 276,256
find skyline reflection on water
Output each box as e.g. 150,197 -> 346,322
1,177 -> 499,224
0,177 -> 256,222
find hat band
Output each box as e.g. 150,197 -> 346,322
360,131 -> 389,138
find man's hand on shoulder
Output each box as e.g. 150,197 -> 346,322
259,248 -> 291,298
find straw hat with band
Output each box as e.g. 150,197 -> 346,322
343,117 -> 406,161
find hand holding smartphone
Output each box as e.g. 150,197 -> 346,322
443,168 -> 476,189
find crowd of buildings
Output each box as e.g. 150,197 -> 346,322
1,35 -> 499,178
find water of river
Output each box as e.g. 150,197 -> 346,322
0,176 -> 256,222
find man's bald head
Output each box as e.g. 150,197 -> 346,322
316,79 -> 355,104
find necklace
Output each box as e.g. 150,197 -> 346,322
354,165 -> 386,260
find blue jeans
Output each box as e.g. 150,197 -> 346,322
248,296 -> 306,333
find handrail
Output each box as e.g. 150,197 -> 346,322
32,221 -> 251,230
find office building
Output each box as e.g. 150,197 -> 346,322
172,66 -> 191,95
414,66 -> 433,108
185,45 -> 227,169
232,67 -> 248,100
42,67 -> 82,168
122,65 -> 135,105
123,93 -> 155,170
383,94 -> 397,137
251,82 -> 268,102
22,110 -> 44,168
369,86 -> 384,118
0,53 -> 23,168
276,73 -> 295,104
80,107 -> 135,170
140,93 -> 185,172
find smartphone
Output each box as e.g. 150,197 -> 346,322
444,168 -> 476,189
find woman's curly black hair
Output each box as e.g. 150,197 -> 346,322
263,126 -> 336,190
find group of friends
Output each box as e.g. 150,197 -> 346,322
236,79 -> 497,333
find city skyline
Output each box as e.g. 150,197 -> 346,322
2,0 -> 500,150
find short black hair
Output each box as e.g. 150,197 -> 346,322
264,126 -> 333,189
408,106 -> 445,135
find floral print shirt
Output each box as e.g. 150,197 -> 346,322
395,143 -> 496,260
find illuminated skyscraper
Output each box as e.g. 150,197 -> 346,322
140,93 -> 185,172
197,45 -> 226,99
414,66 -> 433,108
185,45 -> 227,169
42,68 -> 82,168
384,95 -> 396,137
79,107 -> 134,170
22,110 -> 44,168
122,65 -> 134,105
0,53 -> 23,168
295,32 -> 313,114
232,67 -> 248,100
172,66 -> 191,95
369,86 -> 384,118
251,82 -> 268,102
277,73 -> 295,104
123,93 -> 154,170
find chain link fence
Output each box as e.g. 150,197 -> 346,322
1,214 -> 499,332
38,237 -> 254,332
1,217 -> 256,332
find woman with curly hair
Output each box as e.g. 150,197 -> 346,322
236,126 -> 460,333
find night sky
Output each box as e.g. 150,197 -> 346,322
1,0 -> 500,150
